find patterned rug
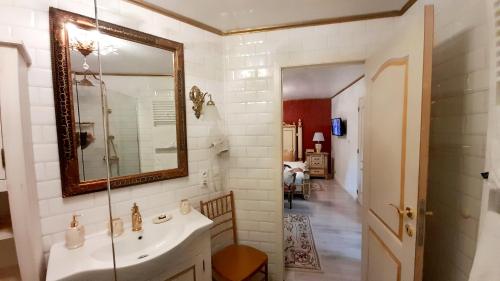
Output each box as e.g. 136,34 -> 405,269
284,214 -> 322,272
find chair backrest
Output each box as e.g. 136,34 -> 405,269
200,191 -> 238,245
290,173 -> 297,187
283,165 -> 297,188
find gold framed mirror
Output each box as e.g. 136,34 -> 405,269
49,8 -> 188,197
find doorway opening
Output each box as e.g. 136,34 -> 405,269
281,62 -> 366,280
279,6 -> 435,281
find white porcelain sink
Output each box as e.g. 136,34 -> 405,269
46,208 -> 212,281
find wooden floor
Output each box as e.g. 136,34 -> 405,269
284,179 -> 362,281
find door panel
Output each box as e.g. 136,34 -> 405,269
362,5 -> 433,281
368,228 -> 401,281
369,62 -> 407,240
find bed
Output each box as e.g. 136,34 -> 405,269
283,119 -> 311,200
283,119 -> 302,161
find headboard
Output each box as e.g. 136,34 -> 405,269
283,119 -> 303,161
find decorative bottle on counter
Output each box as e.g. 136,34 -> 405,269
180,199 -> 191,215
65,214 -> 85,249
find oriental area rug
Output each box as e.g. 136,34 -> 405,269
284,214 -> 322,272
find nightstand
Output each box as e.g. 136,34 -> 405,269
306,151 -> 328,179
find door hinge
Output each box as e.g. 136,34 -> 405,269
357,148 -> 359,154
1,148 -> 5,169
202,259 -> 205,272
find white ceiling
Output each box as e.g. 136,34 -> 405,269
138,0 -> 408,32
282,63 -> 365,101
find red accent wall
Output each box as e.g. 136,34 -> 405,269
283,99 -> 331,172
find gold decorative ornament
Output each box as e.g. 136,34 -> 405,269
70,39 -> 96,57
131,203 -> 143,232
189,85 -> 209,119
206,94 -> 215,106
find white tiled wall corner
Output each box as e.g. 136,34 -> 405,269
0,0 -> 226,267
421,0 -> 489,280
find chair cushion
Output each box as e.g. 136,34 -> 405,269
212,244 -> 268,281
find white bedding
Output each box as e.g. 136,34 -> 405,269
284,161 -> 307,170
283,161 -> 306,187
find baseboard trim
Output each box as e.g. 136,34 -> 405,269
332,178 -> 359,202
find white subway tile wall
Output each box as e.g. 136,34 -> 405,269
0,0 -> 491,280
422,0 -> 489,280
0,0 -> 225,265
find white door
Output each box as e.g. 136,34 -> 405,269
0,86 -> 5,193
362,5 -> 433,281
357,97 -> 365,205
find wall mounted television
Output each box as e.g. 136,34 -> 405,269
332,118 -> 346,136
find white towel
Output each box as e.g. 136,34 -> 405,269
469,211 -> 500,281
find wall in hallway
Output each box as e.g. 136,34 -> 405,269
283,98 -> 331,165
331,77 -> 366,199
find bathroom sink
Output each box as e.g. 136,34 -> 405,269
91,220 -> 185,264
46,208 -> 212,281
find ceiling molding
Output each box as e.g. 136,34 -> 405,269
125,0 -> 224,35
331,75 -> 366,99
126,0 -> 418,36
224,10 -> 400,35
400,0 -> 418,14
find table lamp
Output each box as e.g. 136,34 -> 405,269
312,132 -> 325,152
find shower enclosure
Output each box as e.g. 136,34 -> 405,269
55,1 -> 183,280
73,73 -> 142,179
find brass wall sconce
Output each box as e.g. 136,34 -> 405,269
189,85 -> 215,119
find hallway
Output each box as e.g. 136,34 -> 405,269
285,179 -> 362,281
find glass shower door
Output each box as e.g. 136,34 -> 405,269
93,1 -> 180,280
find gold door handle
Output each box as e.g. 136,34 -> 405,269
405,224 -> 414,237
387,203 -> 415,219
425,211 -> 434,216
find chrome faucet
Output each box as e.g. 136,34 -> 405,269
131,203 -> 142,232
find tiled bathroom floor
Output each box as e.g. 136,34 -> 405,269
284,179 -> 362,281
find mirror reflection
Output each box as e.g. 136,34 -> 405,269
68,25 -> 178,181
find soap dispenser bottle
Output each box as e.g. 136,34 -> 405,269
65,214 -> 85,249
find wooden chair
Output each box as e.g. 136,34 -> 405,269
200,191 -> 268,281
283,165 -> 297,209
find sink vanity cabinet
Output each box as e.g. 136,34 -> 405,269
46,209 -> 213,281
163,234 -> 211,281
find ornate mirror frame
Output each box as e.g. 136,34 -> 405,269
49,7 -> 188,197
